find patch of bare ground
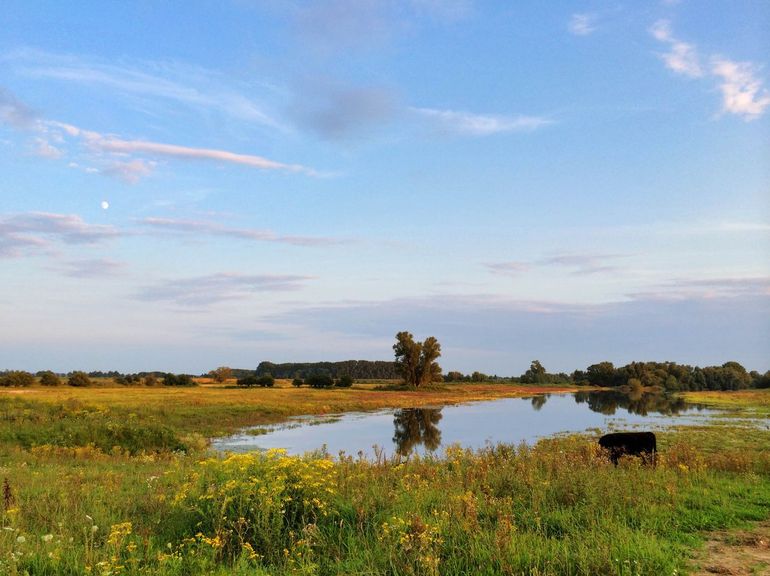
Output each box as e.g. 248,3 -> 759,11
691,521 -> 770,575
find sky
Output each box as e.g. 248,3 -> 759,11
1,1 -> 768,375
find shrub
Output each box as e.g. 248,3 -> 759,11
292,378 -> 304,388
306,373 -> 334,389
256,374 -> 275,388
143,373 -> 158,386
237,375 -> 259,388
38,371 -> 62,387
336,374 -> 354,388
0,370 -> 35,387
67,371 -> 92,387
164,373 -> 196,386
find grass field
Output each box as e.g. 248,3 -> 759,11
1,384 -> 769,575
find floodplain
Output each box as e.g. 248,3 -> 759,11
1,382 -> 769,575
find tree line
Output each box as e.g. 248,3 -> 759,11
0,370 -> 196,387
255,360 -> 399,379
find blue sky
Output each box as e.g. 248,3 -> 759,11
1,1 -> 768,375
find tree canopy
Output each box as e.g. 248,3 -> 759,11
393,331 -> 443,387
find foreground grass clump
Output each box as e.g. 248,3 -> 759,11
4,432 -> 770,576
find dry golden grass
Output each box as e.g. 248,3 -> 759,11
0,381 -> 575,438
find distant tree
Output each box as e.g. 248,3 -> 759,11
571,369 -> 589,384
444,371 -> 465,382
209,366 -> 233,383
336,374 -> 354,388
521,360 -> 547,384
163,373 -> 195,387
585,362 -> 618,387
292,378 -> 304,388
38,371 -> 61,387
256,374 -> 275,388
67,371 -> 92,387
143,373 -> 158,387
470,371 -> 488,382
0,371 -> 35,387
393,331 -> 442,387
237,375 -> 259,388
306,373 -> 334,389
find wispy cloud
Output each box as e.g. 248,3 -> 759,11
6,49 -> 284,130
539,253 -> 626,276
649,20 -> 769,119
486,253 -> 626,277
136,273 -> 314,306
631,276 -> 770,300
50,121 -> 316,175
412,107 -> 552,136
568,13 -> 597,36
711,58 -> 770,120
59,258 -> 125,278
0,87 -> 36,128
0,87 -> 317,180
485,261 -> 530,275
0,212 -> 118,258
101,159 -> 156,183
139,217 -> 347,247
649,19 -> 703,78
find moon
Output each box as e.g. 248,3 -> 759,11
101,201 -> 110,210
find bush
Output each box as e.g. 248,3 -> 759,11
38,371 -> 62,387
143,373 -> 158,386
256,374 -> 275,388
67,371 -> 92,387
237,375 -> 259,388
164,373 -> 195,387
336,374 -> 354,387
306,373 -> 334,389
292,378 -> 304,388
0,370 -> 35,387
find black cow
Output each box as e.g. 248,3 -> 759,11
599,432 -> 656,465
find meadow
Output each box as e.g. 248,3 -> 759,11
1,382 -> 769,575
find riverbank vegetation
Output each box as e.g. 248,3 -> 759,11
0,385 -> 769,574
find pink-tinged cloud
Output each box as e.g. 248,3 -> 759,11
39,120 -> 318,180
485,261 -> 530,275
711,58 -> 770,120
139,217 -> 347,246
0,212 -> 119,258
92,137 -> 314,174
136,272 -> 314,306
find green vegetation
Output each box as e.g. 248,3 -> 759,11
0,371 -> 35,388
393,331 -> 442,388
573,360 -> 769,391
257,360 -> 399,380
1,382 -> 769,574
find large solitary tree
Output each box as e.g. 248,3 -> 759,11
393,331 -> 442,387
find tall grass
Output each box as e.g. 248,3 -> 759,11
2,388 -> 769,575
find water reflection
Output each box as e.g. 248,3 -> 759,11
214,391 -> 719,458
531,394 -> 549,411
392,408 -> 443,456
573,390 -> 690,416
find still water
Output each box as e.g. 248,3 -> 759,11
212,391 -> 716,459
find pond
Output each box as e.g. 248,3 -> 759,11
212,391 -> 718,459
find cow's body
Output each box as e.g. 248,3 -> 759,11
599,432 -> 656,465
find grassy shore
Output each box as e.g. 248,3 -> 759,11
1,384 -> 768,575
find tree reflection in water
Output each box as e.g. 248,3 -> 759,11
392,408 -> 443,456
574,390 -> 692,416
530,394 -> 549,411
